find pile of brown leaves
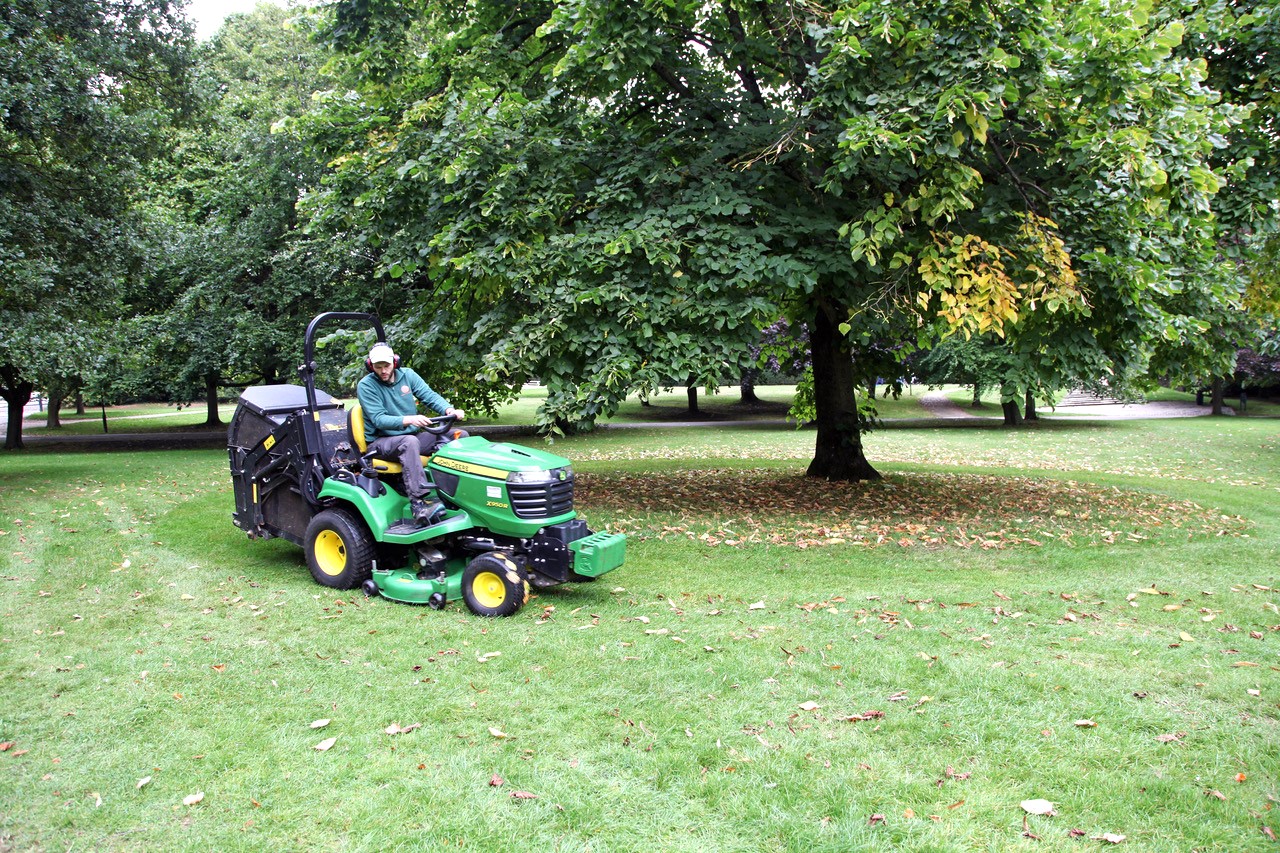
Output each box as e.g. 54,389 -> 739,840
576,470 -> 1249,549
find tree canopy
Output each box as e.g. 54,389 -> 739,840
303,0 -> 1251,478
0,0 -> 194,448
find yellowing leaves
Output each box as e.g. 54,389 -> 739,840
915,214 -> 1084,340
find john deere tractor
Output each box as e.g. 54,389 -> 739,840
226,312 -> 625,616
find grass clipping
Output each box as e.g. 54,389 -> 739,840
579,469 -> 1250,549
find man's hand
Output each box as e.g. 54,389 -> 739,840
446,407 -> 466,421
402,414 -> 433,429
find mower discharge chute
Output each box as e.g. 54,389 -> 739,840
227,312 -> 625,616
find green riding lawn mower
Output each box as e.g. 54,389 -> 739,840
227,312 -> 626,617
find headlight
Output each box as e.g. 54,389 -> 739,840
507,466 -> 573,484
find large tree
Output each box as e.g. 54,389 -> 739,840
0,0 -> 194,449
136,4 -> 372,425
307,0 -> 1240,479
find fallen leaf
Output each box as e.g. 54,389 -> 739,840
797,700 -> 820,712
1236,772 -> 1247,783
313,737 -> 337,752
1262,826 -> 1276,842
869,813 -> 886,826
385,722 -> 422,736
489,727 -> 509,739
1074,719 -> 1097,728
748,601 -> 766,610
489,773 -> 504,787
1093,832 -> 1126,844
1155,732 -> 1186,744
183,792 -> 204,806
510,791 -> 538,800
136,776 -> 151,789
0,742 -> 12,752
1206,789 -> 1227,801
1179,631 -> 1195,643
211,664 -> 226,673
309,719 -> 331,729
1021,799 -> 1056,816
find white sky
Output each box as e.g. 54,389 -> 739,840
184,0 -> 284,41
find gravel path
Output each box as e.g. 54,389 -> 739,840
918,390 -> 1229,420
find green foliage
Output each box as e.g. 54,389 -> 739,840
0,0 -> 195,445
136,5 -> 371,411
302,0 -> 1254,476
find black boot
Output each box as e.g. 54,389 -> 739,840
410,498 -> 444,526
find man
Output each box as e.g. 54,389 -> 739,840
356,342 -> 467,524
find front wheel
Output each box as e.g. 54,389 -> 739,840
461,553 -> 529,617
304,508 -> 376,589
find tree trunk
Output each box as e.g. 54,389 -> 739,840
101,402 -> 109,433
1210,377 -> 1225,416
75,390 -> 86,415
806,304 -> 880,481
46,389 -> 63,429
971,384 -> 983,407
2,377 -> 33,450
739,371 -> 759,404
686,383 -> 699,415
1023,389 -> 1038,422
1002,399 -> 1022,426
204,374 -> 223,426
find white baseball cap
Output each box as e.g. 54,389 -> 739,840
368,343 -> 396,365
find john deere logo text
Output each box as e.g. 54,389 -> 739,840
433,457 -> 508,480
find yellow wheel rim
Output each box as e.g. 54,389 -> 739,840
472,571 -> 507,609
314,530 -> 347,577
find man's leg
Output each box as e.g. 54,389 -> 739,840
367,435 -> 443,525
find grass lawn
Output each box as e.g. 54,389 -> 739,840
1,417 -> 1277,850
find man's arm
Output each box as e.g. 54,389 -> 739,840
404,369 -> 452,415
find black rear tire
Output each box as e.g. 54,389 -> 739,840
304,508 -> 376,589
461,553 -> 529,617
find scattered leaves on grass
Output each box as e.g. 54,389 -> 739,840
309,719 -> 331,729
578,470 -> 1249,550
385,723 -> 422,736
182,792 -> 204,806
869,813 -> 886,826
489,773 -> 504,787
510,791 -> 538,800
1074,719 -> 1098,728
313,737 -> 336,752
489,727 -> 509,739
797,701 -> 821,712
1155,732 -> 1186,744
137,776 -> 151,789
1093,832 -> 1126,844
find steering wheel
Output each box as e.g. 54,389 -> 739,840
421,414 -> 458,436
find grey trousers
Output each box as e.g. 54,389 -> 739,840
367,430 -> 469,499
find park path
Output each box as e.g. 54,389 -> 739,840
918,390 -> 983,419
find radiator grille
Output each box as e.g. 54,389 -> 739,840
508,475 -> 574,519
